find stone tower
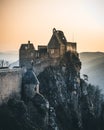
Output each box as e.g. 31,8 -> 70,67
19,41 -> 35,68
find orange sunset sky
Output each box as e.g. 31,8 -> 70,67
0,0 -> 104,52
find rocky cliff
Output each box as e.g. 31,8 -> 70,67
0,51 -> 104,130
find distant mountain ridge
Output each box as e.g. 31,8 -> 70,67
80,52 -> 104,92
0,51 -> 18,64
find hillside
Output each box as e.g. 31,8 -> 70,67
0,51 -> 18,64
80,52 -> 104,92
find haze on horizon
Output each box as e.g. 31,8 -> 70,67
0,0 -> 104,52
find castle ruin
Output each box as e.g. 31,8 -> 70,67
19,28 -> 77,68
0,28 -> 79,104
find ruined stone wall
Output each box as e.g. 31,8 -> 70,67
48,48 -> 60,58
19,49 -> 35,68
60,44 -> 66,56
33,58 -> 60,76
0,68 -> 22,104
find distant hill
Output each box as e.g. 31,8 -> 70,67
80,52 -> 104,92
9,60 -> 19,68
0,51 -> 18,64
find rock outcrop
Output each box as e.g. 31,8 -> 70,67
0,51 -> 103,130
38,51 -> 103,130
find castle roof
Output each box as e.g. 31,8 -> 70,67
38,45 -> 47,53
23,69 -> 39,85
48,28 -> 67,49
20,41 -> 35,50
54,29 -> 67,45
38,45 -> 47,49
67,42 -> 76,45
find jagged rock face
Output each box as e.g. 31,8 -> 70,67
38,52 -> 82,130
38,52 -> 103,130
38,73 -> 81,130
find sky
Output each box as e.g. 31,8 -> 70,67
0,0 -> 104,52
